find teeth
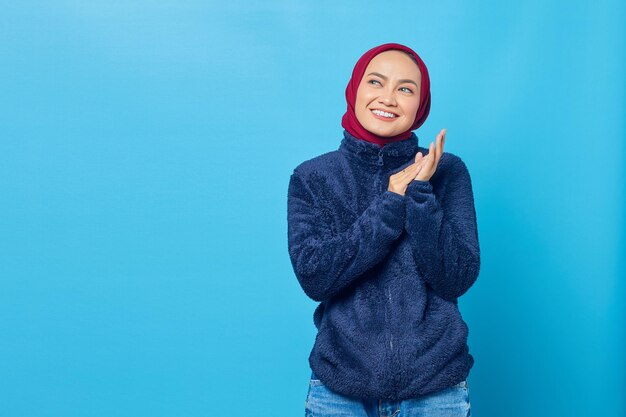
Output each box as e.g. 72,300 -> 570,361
372,109 -> 396,118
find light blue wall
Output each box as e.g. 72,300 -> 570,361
1,1 -> 623,416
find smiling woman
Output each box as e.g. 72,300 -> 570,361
355,50 -> 422,137
341,43 -> 432,147
288,42 -> 479,417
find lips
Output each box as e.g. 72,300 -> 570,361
370,108 -> 399,121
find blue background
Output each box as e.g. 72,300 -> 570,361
1,1 -> 624,416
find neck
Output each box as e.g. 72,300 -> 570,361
339,130 -> 420,168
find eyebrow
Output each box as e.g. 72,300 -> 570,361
367,72 -> 419,87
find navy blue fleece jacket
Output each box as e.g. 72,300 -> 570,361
287,130 -> 480,401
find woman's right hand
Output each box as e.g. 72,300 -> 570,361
387,158 -> 426,196
387,129 -> 446,196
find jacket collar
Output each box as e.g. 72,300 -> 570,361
339,129 -> 420,168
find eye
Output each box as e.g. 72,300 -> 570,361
400,86 -> 414,93
368,79 -> 382,86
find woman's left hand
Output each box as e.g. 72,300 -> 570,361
413,128 -> 446,182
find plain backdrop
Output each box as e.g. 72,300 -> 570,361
1,1 -> 624,416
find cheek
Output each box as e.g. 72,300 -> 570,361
354,102 -> 368,124
355,91 -> 371,117
355,90 -> 368,108
355,82 -> 376,104
404,99 -> 420,119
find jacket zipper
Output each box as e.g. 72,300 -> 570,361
388,287 -> 393,351
377,148 -> 394,354
374,147 -> 398,394
375,147 -> 384,193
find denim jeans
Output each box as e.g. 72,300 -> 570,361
305,371 -> 471,417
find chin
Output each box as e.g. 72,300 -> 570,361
363,118 -> 410,138
375,131 -> 397,137
365,126 -> 402,137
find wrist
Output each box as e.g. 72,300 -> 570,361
407,179 -> 433,195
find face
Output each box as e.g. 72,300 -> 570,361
355,50 -> 422,137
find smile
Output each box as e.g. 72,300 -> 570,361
370,109 -> 398,120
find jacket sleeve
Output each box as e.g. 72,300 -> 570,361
404,158 -> 480,301
287,169 -> 407,302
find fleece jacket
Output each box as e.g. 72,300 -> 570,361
287,129 -> 481,401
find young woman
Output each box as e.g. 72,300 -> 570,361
287,42 -> 480,417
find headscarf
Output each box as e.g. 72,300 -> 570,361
341,43 -> 431,147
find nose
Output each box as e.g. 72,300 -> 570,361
379,88 -> 397,106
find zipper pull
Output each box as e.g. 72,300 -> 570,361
377,148 -> 384,166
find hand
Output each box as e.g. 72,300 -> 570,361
388,158 -> 426,196
413,128 -> 446,182
387,128 -> 446,196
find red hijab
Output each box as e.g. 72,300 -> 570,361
341,43 -> 431,147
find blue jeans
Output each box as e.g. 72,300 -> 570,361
305,371 -> 471,417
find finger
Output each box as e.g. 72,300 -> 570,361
412,157 -> 422,172
435,129 -> 445,166
425,142 -> 435,166
420,143 -> 436,172
415,158 -> 428,173
395,163 -> 420,180
393,168 -> 421,188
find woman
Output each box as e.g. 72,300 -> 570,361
287,42 -> 480,417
